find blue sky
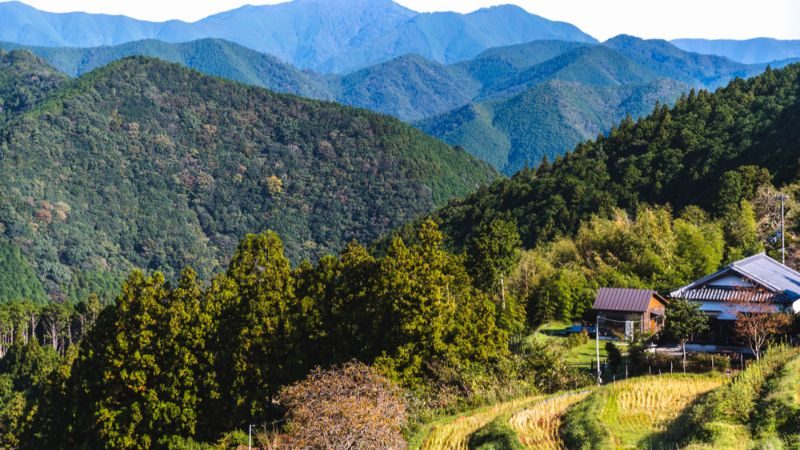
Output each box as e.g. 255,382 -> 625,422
1,0 -> 798,41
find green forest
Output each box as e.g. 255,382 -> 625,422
426,64 -> 800,254
0,50 -> 496,301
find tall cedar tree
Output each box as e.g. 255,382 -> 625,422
224,231 -> 297,422
375,220 -> 506,387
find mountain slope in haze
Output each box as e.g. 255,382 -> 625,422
420,78 -> 687,174
0,54 -> 497,301
476,44 -> 663,100
333,54 -> 479,121
0,38 -> 332,100
4,35 -> 790,177
345,4 -> 596,73
419,36 -> 791,175
0,38 -> 586,123
456,40 -> 591,88
672,38 -> 800,64
425,63 -> 800,252
0,0 -> 596,73
606,35 -> 767,88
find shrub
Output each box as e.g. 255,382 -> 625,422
279,362 -> 407,450
690,353 -> 731,373
565,329 -> 589,349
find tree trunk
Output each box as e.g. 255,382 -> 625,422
682,340 -> 687,365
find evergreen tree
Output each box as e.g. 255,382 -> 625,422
67,271 -> 172,449
224,231 -> 296,421
376,220 -> 505,387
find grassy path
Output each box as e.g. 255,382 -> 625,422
415,395 -> 543,450
747,353 -> 800,448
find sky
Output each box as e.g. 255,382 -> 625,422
2,0 -> 799,41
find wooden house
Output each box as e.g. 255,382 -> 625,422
592,288 -> 667,339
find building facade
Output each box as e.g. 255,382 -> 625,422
593,287 -> 667,339
669,253 -> 800,344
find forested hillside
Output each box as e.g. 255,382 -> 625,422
5,36 -> 790,175
420,37 -> 787,174
0,49 -> 65,121
0,39 -> 332,100
0,53 -> 496,301
426,63 -> 800,252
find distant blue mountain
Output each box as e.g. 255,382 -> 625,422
0,0 -> 596,73
671,38 -> 800,64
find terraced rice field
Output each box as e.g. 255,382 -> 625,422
592,374 -> 725,448
419,395 -> 542,450
509,391 -> 591,450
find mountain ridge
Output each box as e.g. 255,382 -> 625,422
0,0 -> 596,73
672,37 -> 800,64
4,35 -> 792,175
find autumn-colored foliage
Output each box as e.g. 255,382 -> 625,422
279,362 -> 407,450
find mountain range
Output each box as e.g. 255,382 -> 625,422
418,35 -> 792,174
4,34 -> 794,175
672,38 -> 800,64
0,0 -> 596,73
0,49 -> 496,301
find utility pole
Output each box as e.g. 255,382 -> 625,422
781,194 -> 787,264
596,314 -> 602,385
249,424 -> 253,450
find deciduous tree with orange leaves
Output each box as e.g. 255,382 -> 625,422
279,361 -> 407,450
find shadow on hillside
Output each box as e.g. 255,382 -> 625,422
636,387 -> 715,449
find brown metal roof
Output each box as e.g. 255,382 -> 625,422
593,287 -> 664,313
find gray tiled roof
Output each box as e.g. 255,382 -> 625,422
670,253 -> 800,303
593,287 -> 664,312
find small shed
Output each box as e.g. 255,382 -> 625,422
593,288 -> 667,337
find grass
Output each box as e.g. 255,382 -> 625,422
561,374 -> 726,449
414,395 -> 543,450
529,321 -> 621,367
751,355 -> 800,446
681,345 -> 799,449
468,412 -> 526,450
510,391 -> 592,449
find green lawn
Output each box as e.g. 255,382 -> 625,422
529,321 -> 624,367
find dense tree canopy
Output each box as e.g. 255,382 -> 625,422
0,222 -> 514,448
0,53 -> 497,302
429,64 -> 800,253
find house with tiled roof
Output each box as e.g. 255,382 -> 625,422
669,253 -> 800,344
